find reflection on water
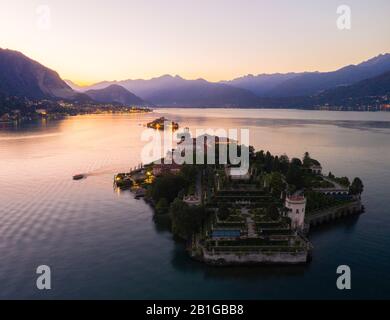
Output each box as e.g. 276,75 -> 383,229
0,110 -> 390,299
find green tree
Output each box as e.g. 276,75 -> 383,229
290,158 -> 303,167
256,150 -> 265,163
151,174 -> 187,203
303,152 -> 311,167
155,198 -> 169,215
270,172 -> 284,197
170,199 -> 206,239
350,177 -> 364,195
279,154 -> 290,175
272,156 -> 281,172
337,177 -> 351,187
218,203 -> 231,220
264,151 -> 274,173
267,204 -> 280,221
180,164 -> 198,184
286,163 -> 304,189
249,145 -> 255,159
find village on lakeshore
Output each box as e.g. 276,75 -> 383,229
114,124 -> 365,265
0,100 -> 152,123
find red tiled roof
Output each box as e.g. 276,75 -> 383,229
287,195 -> 305,201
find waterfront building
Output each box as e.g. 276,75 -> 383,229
35,109 -> 47,115
309,164 -> 322,175
285,195 -> 307,231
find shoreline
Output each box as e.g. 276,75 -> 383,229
0,108 -> 153,124
191,200 -> 363,266
152,106 -> 390,112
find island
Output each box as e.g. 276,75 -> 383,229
114,137 -> 364,265
146,117 -> 179,131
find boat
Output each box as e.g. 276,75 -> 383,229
73,174 -> 85,180
134,188 -> 146,199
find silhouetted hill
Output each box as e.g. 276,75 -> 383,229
267,54 -> 390,97
254,71 -> 390,109
85,84 -> 146,105
77,75 -> 260,107
221,73 -> 305,96
312,71 -> 390,105
224,54 -> 390,98
61,52 -> 390,109
0,48 -> 86,101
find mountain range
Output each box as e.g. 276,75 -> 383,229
223,54 -> 390,98
67,75 -> 260,107
253,71 -> 390,109
0,48 -> 88,102
1,47 -> 390,110
84,84 -> 146,106
312,70 -> 390,106
68,53 -> 390,107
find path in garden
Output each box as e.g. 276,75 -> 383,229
242,208 -> 257,238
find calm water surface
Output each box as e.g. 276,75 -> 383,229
0,108 -> 390,299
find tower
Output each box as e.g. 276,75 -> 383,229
285,195 -> 306,231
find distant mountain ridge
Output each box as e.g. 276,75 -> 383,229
225,54 -> 390,97
70,53 -> 390,104
254,71 -> 390,108
121,76 -> 260,107
313,70 -> 390,105
1,48 -> 389,110
268,54 -> 390,97
0,48 -> 87,101
221,73 -> 306,96
71,75 -> 260,107
85,84 -> 146,106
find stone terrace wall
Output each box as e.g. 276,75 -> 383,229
201,250 -> 308,265
306,200 -> 363,227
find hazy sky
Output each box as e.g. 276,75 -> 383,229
1,0 -> 389,85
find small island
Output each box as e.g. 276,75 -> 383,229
115,138 -> 364,265
146,117 -> 179,131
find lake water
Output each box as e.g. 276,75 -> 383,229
0,108 -> 390,299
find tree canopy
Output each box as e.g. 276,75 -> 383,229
170,199 -> 206,239
270,172 -> 285,197
350,177 -> 364,195
218,203 -> 231,220
267,204 -> 280,221
155,198 -> 169,215
286,162 -> 304,189
151,174 -> 187,203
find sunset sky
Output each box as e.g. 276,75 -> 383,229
1,0 -> 390,85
